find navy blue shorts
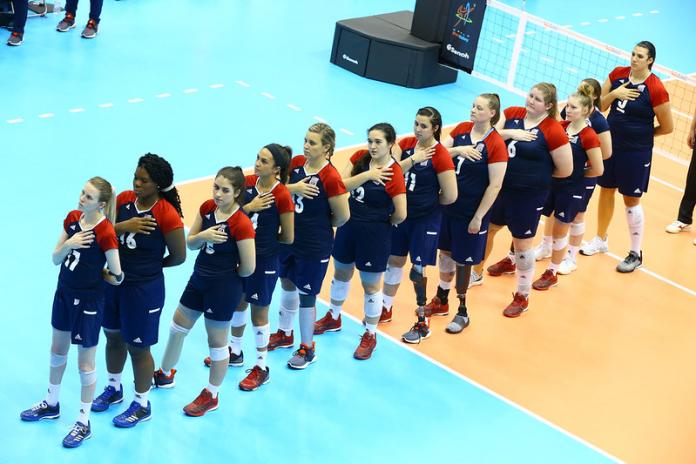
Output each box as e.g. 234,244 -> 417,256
278,250 -> 330,296
179,272 -> 243,322
332,219 -> 391,272
597,148 -> 652,197
578,177 -> 598,213
102,276 -> 165,347
541,187 -> 585,224
51,283 -> 105,348
490,189 -> 549,239
242,254 -> 279,307
390,211 -> 442,266
438,213 -> 490,265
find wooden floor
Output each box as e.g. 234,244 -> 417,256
177,124 -> 696,464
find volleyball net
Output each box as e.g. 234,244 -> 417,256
471,0 -> 695,164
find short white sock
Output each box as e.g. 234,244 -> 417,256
229,335 -> 243,356
207,384 -> 219,399
134,388 -> 150,408
45,383 -> 61,407
382,294 -> 394,310
77,402 -> 91,424
107,372 -> 122,390
329,304 -> 342,319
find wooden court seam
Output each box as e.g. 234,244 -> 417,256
318,297 -> 624,464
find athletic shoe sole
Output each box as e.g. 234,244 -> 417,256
287,355 -> 318,370
503,307 -> 528,318
183,404 -> 218,417
56,24 -> 76,32
616,263 -> 643,273
402,331 -> 431,344
239,378 -> 269,392
91,396 -> 124,412
21,412 -> 60,422
314,326 -> 342,335
153,381 -> 175,389
113,413 -> 152,428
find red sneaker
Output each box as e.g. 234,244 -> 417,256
313,311 -> 342,335
267,329 -> 294,351
503,292 -> 529,318
378,306 -> 392,323
532,269 -> 558,291
239,365 -> 270,391
418,296 -> 449,317
153,368 -> 176,388
353,331 -> 377,360
183,388 -> 218,417
487,256 -> 516,276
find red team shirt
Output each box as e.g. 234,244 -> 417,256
502,107 -> 568,192
244,175 -> 294,257
115,191 -> 183,282
59,211 -> 119,290
348,150 -> 406,223
287,155 -> 347,258
398,136 -> 454,219
194,200 -> 255,278
606,66 -> 669,151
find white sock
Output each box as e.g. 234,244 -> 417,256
548,262 -> 559,273
329,304 -> 341,320
508,252 -> 516,264
439,279 -> 452,290
45,383 -> 61,406
107,372 -> 122,390
542,235 -> 553,247
254,323 -> 270,370
161,369 -> 171,377
229,335 -> 243,356
77,402 -> 91,424
134,388 -> 150,408
207,384 -> 219,399
567,245 -> 579,260
299,306 -> 316,346
382,294 -> 394,310
626,205 -> 644,253
515,251 -> 534,296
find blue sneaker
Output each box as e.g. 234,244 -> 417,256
20,401 -> 60,421
112,401 -> 151,428
91,385 -> 124,412
62,421 -> 91,448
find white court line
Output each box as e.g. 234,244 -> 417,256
672,109 -> 693,120
38,113 -> 54,119
183,88 -> 199,94
649,10 -> 659,14
98,103 -> 114,108
7,118 -> 24,124
260,92 -> 276,100
615,16 -> 625,20
287,104 -> 302,112
651,176 -> 685,193
69,108 -> 85,113
632,12 -> 643,17
313,115 -> 328,123
155,93 -> 172,98
339,128 -> 355,136
604,253 -> 696,298
580,21 -> 591,26
209,84 -> 224,89
235,80 -> 251,87
320,298 -> 623,463
127,98 -> 144,104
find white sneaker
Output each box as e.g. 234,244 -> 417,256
579,236 -> 608,256
558,258 -> 578,275
533,242 -> 552,261
468,269 -> 483,288
665,220 -> 691,234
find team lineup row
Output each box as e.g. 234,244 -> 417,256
20,40 -> 680,448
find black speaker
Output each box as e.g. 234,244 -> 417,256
330,11 -> 457,89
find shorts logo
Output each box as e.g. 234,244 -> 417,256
525,230 -> 533,235
70,225 -> 76,230
206,308 -> 213,314
148,308 -> 161,313
365,262 -> 372,267
133,337 -> 142,343
415,256 -> 422,262
73,298 -> 80,305
303,284 -> 312,290
465,257 -> 473,262
205,214 -> 211,220
558,212 -> 565,217
74,334 -> 82,341
250,293 -> 259,300
126,204 -> 131,210
634,188 -> 642,194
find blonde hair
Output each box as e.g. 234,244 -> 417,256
88,176 -> 116,223
533,82 -> 559,119
480,93 -> 501,125
571,82 -> 595,115
308,123 -> 336,159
